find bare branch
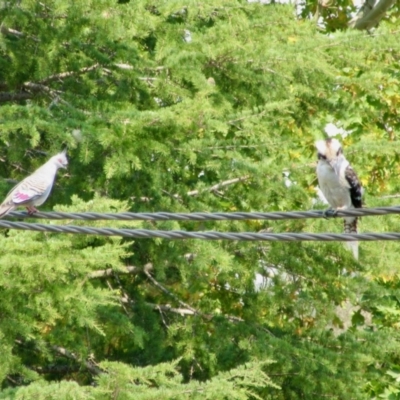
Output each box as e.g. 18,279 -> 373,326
89,262 -> 243,322
106,278 -> 132,317
1,26 -> 24,38
23,81 -> 62,95
349,0 -> 397,30
187,175 -> 250,197
15,338 -> 103,376
0,26 -> 40,42
0,64 -> 99,104
145,301 -> 243,321
51,345 -> 103,375
0,82 -> 61,104
154,304 -> 197,315
143,263 -> 200,315
0,91 -> 33,103
114,63 -> 134,70
168,175 -> 251,200
129,196 -> 153,202
37,64 -> 101,85
89,262 -> 261,327
88,265 -> 139,279
142,263 -> 245,324
121,299 -> 198,316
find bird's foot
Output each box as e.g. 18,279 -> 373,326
323,208 -> 337,219
26,206 -> 38,215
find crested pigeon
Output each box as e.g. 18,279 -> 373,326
0,149 -> 68,218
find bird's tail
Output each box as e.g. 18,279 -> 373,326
0,204 -> 16,219
344,217 -> 358,260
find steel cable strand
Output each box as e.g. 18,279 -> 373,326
1,220 -> 400,241
4,206 -> 400,221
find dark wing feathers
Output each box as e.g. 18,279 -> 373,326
344,165 -> 362,208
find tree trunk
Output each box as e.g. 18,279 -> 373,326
349,0 -> 397,30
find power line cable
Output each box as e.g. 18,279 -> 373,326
1,220 -> 400,241
4,206 -> 400,221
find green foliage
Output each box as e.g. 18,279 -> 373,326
0,0 -> 400,398
0,360 -> 277,399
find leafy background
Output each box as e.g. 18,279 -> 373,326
0,0 -> 400,398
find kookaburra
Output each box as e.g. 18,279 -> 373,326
315,138 -> 363,259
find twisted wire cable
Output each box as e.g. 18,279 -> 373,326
1,220 -> 400,241
4,206 -> 400,221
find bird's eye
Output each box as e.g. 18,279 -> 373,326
318,153 -> 327,160
336,148 -> 342,156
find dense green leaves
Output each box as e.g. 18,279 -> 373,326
1,0 -> 400,398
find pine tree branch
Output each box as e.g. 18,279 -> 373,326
0,91 -> 33,103
106,279 -> 133,317
51,345 -> 103,375
0,65 -> 99,104
0,26 -> 23,38
88,265 -> 139,279
0,82 -> 70,104
0,25 -> 40,41
168,175 -> 251,199
33,364 -> 80,374
143,263 -> 200,315
118,298 -> 198,315
142,264 -> 245,324
6,375 -> 17,385
141,301 -> 245,322
0,82 -> 62,103
187,175 -> 250,197
90,265 -> 270,332
23,82 -> 63,95
349,0 -> 396,30
37,64 -> 101,85
114,63 -> 134,70
87,264 -> 223,318
153,304 -> 199,316
15,339 -> 103,376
